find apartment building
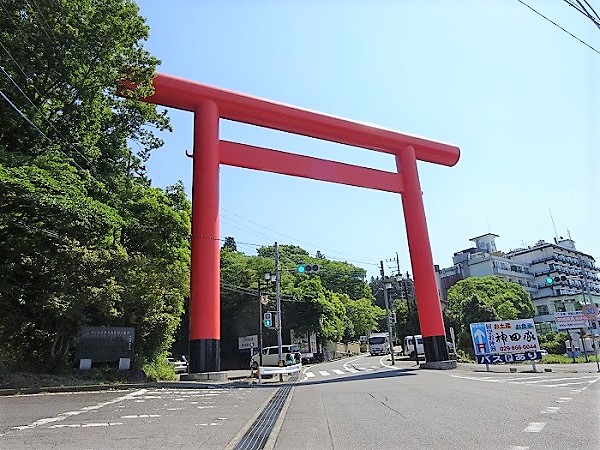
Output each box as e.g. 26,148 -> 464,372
435,233 -> 600,334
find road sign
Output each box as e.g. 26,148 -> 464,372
470,319 -> 539,356
555,311 -> 589,330
582,304 -> 599,319
238,334 -> 258,350
476,352 -> 541,364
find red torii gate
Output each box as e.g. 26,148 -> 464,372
131,73 -> 460,373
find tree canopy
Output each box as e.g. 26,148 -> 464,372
444,276 -> 535,354
0,0 -> 189,372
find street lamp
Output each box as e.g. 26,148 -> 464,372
258,271 -> 276,367
383,278 -> 395,365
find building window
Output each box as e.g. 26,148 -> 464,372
554,301 -> 566,312
536,305 -> 549,315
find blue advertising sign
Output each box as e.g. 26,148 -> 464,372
470,319 -> 540,361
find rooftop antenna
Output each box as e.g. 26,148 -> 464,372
567,228 -> 572,240
549,209 -> 559,244
486,219 -> 491,233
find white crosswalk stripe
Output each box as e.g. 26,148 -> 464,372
301,365 -> 386,381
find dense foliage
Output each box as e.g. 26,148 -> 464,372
220,243 -> 385,348
444,276 -> 535,354
0,0 -> 190,372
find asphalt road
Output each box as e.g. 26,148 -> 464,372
1,355 -> 598,450
277,354 -> 600,450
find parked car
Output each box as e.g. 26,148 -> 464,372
167,355 -> 188,374
250,345 -> 301,369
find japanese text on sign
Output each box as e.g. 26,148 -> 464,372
470,319 -> 539,356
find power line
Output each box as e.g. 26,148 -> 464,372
517,0 -> 600,55
0,63 -> 92,167
563,0 -> 600,29
0,88 -> 88,172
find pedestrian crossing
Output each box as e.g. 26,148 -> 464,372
450,374 -> 600,390
302,365 -> 381,380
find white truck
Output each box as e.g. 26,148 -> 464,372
368,332 -> 391,356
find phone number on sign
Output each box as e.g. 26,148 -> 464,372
499,344 -> 538,352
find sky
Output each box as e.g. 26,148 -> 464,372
134,0 -> 600,279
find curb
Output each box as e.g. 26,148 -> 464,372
0,375 -> 285,397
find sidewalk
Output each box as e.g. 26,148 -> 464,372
0,368 -> 267,397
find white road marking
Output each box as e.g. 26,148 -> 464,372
318,370 -> 330,376
365,368 -> 373,372
523,422 -> 546,433
305,372 -> 315,378
521,377 -> 580,384
121,414 -> 161,419
50,422 -> 124,429
510,446 -> 530,449
556,397 -> 573,403
11,389 -> 147,431
589,376 -> 600,384
541,406 -> 560,414
346,368 -> 359,373
333,369 -> 345,375
370,366 -> 379,369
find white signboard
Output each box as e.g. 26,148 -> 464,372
555,311 -> 589,330
470,319 -> 539,355
309,332 -> 318,354
238,334 -> 258,350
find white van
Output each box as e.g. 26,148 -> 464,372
403,335 -> 424,357
403,335 -> 456,357
250,345 -> 301,369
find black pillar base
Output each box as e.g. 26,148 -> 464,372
423,335 -> 449,362
189,339 -> 220,373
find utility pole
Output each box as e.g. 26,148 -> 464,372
403,271 -> 418,364
275,242 -> 283,370
380,261 -> 395,365
258,278 -> 264,367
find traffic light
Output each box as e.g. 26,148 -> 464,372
263,312 -> 273,328
297,263 -> 319,274
546,275 -> 567,285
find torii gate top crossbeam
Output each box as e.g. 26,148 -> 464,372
142,73 -> 460,167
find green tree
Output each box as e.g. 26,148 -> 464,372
345,297 -> 386,337
0,0 -> 190,372
445,276 -> 535,355
222,236 -> 237,252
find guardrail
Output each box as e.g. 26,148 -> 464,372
257,363 -> 302,384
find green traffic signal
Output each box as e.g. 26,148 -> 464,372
297,263 -> 319,274
546,275 -> 567,285
264,319 -> 272,327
